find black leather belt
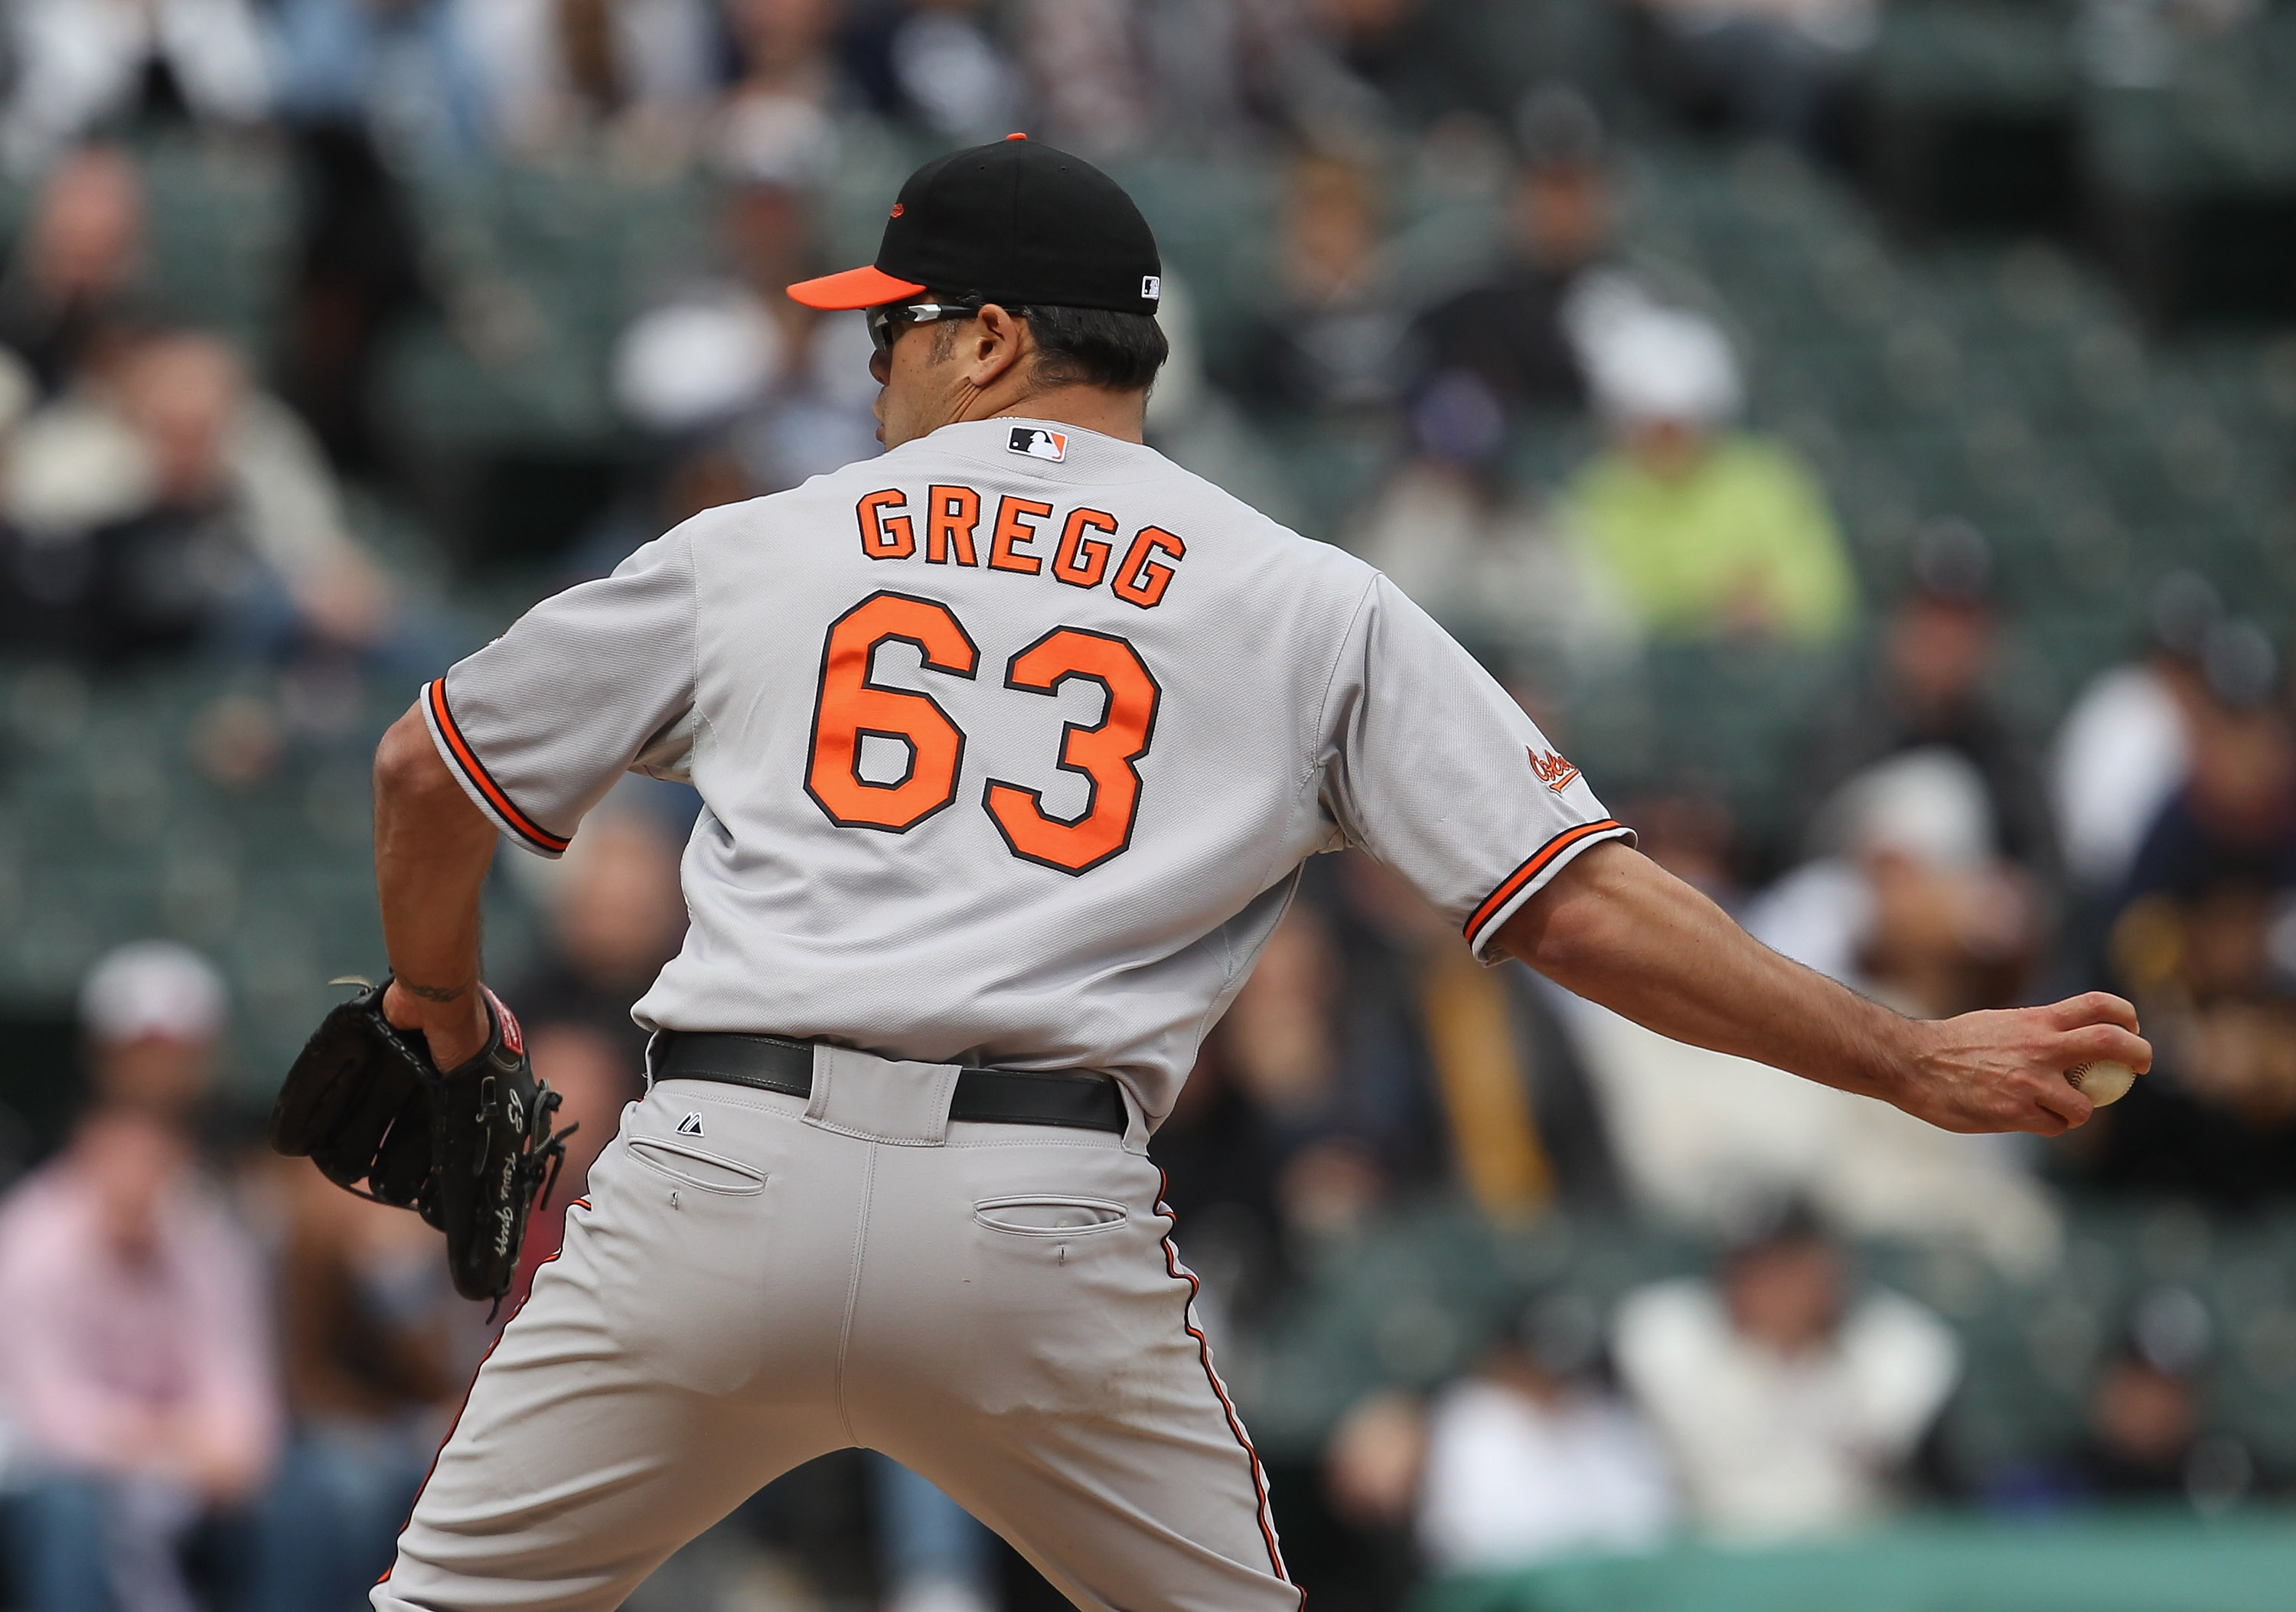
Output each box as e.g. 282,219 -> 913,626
654,1031 -> 1127,1135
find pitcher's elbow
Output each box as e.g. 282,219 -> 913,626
373,703 -> 451,809
1513,908 -> 1603,981
1493,842 -> 1635,974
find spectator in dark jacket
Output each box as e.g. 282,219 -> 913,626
1797,521 -> 2056,879
1409,84 -> 1617,426
2086,639 -> 2296,1205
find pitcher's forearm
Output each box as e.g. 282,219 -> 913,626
373,703 -> 497,1047
1499,838 -> 2148,1135
1496,840 -> 1913,1101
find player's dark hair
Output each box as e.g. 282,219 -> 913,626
1022,305 -> 1169,393
925,299 -> 1169,393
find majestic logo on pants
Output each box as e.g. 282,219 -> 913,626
677,1112 -> 705,1137
1008,426 -> 1068,462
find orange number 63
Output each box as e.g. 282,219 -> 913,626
805,592 -> 1160,874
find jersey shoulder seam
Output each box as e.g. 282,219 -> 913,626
673,507 -> 719,766
1237,572 -> 1375,934
1304,573 -> 1383,804
1179,575 -> 1375,1049
685,517 -> 714,759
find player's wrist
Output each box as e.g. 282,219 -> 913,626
398,976 -> 475,1007
1854,1003 -> 1927,1108
383,977 -> 489,1063
430,1002 -> 493,1072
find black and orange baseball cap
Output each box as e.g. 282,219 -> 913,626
788,134 -> 1163,316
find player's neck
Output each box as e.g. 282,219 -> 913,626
957,382 -> 1148,445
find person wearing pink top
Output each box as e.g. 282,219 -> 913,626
0,942 -> 280,1612
0,1106 -> 280,1612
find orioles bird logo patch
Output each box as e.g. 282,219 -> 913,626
1529,748 -> 1580,793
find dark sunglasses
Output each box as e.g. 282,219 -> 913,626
866,298 -> 984,357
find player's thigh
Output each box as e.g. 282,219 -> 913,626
895,1385 -> 1300,1612
376,1189 -> 845,1611
852,1135 -> 1300,1612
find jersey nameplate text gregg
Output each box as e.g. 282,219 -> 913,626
855,485 -> 1186,610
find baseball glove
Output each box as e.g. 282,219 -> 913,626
272,977 -> 572,1309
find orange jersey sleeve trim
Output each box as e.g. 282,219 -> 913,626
426,679 -> 572,855
1463,818 -> 1624,950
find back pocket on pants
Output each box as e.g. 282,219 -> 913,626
973,1196 -> 1127,1235
627,1137 -> 767,1195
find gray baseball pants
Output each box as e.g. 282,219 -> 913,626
372,1045 -> 1301,1612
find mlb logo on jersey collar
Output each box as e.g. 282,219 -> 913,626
1008,426 -> 1067,462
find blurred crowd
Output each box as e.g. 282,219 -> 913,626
0,0 -> 1887,677
0,0 -> 2291,1609
0,796 -> 676,1612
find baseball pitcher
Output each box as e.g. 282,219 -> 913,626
302,137 -> 2147,1611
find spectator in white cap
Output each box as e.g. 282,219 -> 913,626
604,91 -> 876,521
1750,747 -> 2043,1020
78,940 -> 227,1124
1566,303 -> 1857,647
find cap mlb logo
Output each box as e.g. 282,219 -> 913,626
1008,426 -> 1068,462
1141,275 -> 1161,302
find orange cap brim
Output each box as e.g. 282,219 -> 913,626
787,265 -> 931,310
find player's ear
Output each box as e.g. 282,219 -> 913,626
964,303 -> 1031,389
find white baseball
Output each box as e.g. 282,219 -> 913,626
2063,1059 -> 2137,1105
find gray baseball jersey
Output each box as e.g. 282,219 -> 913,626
422,417 -> 1626,1124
